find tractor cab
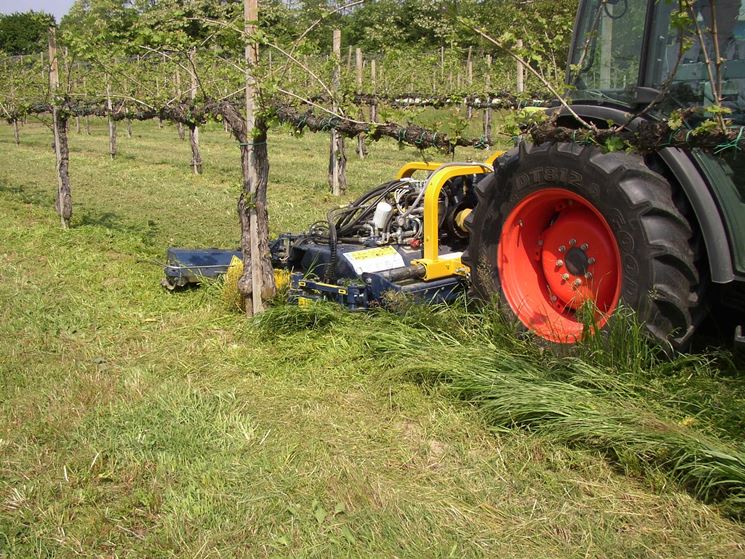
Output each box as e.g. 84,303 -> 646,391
569,0 -> 745,119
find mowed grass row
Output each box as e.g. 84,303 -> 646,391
0,120 -> 744,557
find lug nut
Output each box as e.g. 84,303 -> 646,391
585,272 -> 593,280
580,243 -> 588,251
587,257 -> 596,265
555,259 -> 564,267
569,239 -> 576,246
573,279 -> 582,288
561,273 -> 570,281
558,245 -> 566,253
550,295 -> 557,302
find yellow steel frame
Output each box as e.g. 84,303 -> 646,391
392,150 -> 504,281
394,150 -> 504,180
483,150 -> 505,167
412,162 -> 493,280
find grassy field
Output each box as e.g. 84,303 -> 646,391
1,119 -> 745,558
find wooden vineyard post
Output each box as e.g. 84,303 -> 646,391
458,70 -> 464,115
484,54 -> 492,143
12,118 -> 20,145
156,75 -> 163,128
8,62 -> 19,145
126,56 -> 135,138
83,77 -> 91,135
106,80 -> 117,159
600,10 -> 612,89
188,48 -> 202,175
48,27 -> 72,229
440,45 -> 445,83
237,0 -> 275,316
516,39 -> 525,93
467,46 -> 473,119
175,69 -> 185,141
329,28 -> 347,196
355,47 -> 366,159
158,53 -> 166,129
66,49 -> 80,135
224,88 -> 231,134
370,58 -> 378,122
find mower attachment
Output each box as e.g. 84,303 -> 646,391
162,152 -> 504,309
286,270 -> 465,310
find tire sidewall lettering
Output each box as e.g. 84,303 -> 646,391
514,166 -> 584,192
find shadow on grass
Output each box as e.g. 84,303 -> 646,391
77,211 -> 161,246
0,174 -> 170,253
0,180 -> 53,207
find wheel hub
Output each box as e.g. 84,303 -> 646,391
564,247 -> 589,276
538,205 -> 615,311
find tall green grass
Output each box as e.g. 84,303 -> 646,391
254,299 -> 745,518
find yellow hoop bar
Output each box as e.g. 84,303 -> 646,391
395,161 -> 441,179
395,150 -> 504,179
419,163 -> 492,261
484,150 -> 505,166
393,152 -> 503,280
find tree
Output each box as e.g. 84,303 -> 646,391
60,0 -> 137,56
0,11 -> 55,55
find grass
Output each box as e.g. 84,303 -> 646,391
366,304 -> 745,513
1,119 -> 745,557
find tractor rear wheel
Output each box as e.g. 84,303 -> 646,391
462,142 -> 703,349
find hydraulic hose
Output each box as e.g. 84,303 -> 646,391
337,180 -> 405,235
324,207 -> 343,283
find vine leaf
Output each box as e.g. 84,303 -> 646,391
603,136 -> 626,153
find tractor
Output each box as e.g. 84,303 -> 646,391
165,0 -> 745,351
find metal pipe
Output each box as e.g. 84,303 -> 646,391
379,264 -> 426,282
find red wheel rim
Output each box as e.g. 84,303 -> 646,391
497,188 -> 622,343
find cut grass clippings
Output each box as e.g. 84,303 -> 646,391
255,300 -> 745,519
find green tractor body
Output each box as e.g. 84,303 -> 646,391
464,0 -> 745,349
570,0 -> 745,280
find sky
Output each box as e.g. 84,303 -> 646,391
0,0 -> 76,22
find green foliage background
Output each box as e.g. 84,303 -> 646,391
51,0 -> 578,62
0,11 -> 55,55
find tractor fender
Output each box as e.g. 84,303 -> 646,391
550,104 -> 735,284
657,148 -> 734,284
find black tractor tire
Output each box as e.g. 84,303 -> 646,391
462,142 -> 704,350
